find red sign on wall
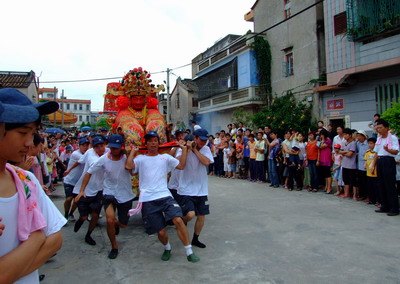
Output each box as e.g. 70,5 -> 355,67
327,99 -> 344,111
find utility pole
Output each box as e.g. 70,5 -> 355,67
166,68 -> 170,123
53,86 -> 57,127
61,89 -> 65,128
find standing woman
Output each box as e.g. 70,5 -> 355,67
318,130 -> 333,193
306,132 -> 319,192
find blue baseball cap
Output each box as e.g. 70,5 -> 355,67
65,145 -> 74,151
79,137 -> 90,145
92,136 -> 105,147
0,88 -> 59,123
108,134 -> 123,148
144,130 -> 159,139
184,134 -> 194,141
101,127 -> 108,132
193,128 -> 209,140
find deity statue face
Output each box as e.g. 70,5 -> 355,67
130,95 -> 146,110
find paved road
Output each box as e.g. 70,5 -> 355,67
41,177 -> 400,284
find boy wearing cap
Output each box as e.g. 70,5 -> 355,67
63,138 -> 90,221
176,128 -> 213,249
0,88 -> 66,283
81,134 -> 135,259
73,136 -> 106,245
126,131 -> 200,262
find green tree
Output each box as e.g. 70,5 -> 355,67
232,107 -> 255,130
252,91 -> 313,136
252,36 -> 272,106
95,118 -> 110,130
80,122 -> 86,128
382,102 -> 400,135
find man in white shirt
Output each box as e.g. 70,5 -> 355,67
0,88 -> 66,284
373,119 -> 399,216
73,136 -> 106,245
63,137 -> 89,221
192,121 -> 201,131
82,134 -> 135,259
176,129 -> 213,249
126,131 -> 200,262
332,126 -> 345,153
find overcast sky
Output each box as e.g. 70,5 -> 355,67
2,0 -> 254,111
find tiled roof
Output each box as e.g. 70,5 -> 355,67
41,98 -> 91,104
0,71 -> 36,88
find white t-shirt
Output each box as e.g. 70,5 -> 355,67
374,135 -> 400,158
133,154 -> 179,202
176,146 -> 213,196
0,170 -> 66,284
72,149 -> 104,196
167,149 -> 182,190
40,153 -> 48,176
63,150 -> 84,186
88,154 -> 135,203
193,124 -> 201,131
332,135 -> 345,153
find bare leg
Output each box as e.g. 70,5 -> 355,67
326,177 -> 332,193
182,211 -> 195,225
105,204 -> 118,249
157,228 -> 169,245
172,217 -> 190,246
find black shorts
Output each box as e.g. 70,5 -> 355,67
177,195 -> 210,216
342,168 -> 357,187
77,191 -> 103,217
319,166 -> 332,178
103,195 -> 133,226
64,183 -> 74,198
141,196 -> 183,235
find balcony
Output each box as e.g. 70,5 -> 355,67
198,87 -> 266,114
346,0 -> 400,41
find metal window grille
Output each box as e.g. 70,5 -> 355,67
375,82 -> 400,114
346,0 -> 400,41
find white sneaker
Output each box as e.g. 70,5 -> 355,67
68,215 -> 76,222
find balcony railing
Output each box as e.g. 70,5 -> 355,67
346,0 -> 400,41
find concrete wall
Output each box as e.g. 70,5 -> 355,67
170,81 -> 196,129
237,50 -> 259,88
253,0 -> 323,98
359,34 -> 400,66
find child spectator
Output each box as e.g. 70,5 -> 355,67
222,141 -> 230,178
235,136 -> 245,179
332,144 -> 343,195
364,137 -> 378,205
255,132 -> 266,183
248,134 -> 257,182
228,141 -> 237,178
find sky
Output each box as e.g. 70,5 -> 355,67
2,0 -> 254,111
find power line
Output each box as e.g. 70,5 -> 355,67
39,0 -> 324,84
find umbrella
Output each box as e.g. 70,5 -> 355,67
81,126 -> 92,132
44,128 -> 66,135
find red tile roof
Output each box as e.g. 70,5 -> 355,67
0,71 -> 36,88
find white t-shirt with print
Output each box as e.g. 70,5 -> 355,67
176,146 -> 214,196
63,150 -> 84,186
72,149 -> 104,196
88,154 -> 135,203
133,154 -> 179,202
0,170 -> 66,284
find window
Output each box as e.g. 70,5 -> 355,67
175,93 -> 180,109
375,82 -> 400,114
66,103 -> 70,110
74,104 -> 77,110
162,105 -> 167,115
86,115 -> 90,122
334,12 -> 347,36
282,48 -> 294,77
59,103 -> 63,110
86,104 -> 90,111
79,115 -> 82,121
79,104 -> 83,110
192,97 -> 198,107
284,0 -> 291,19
